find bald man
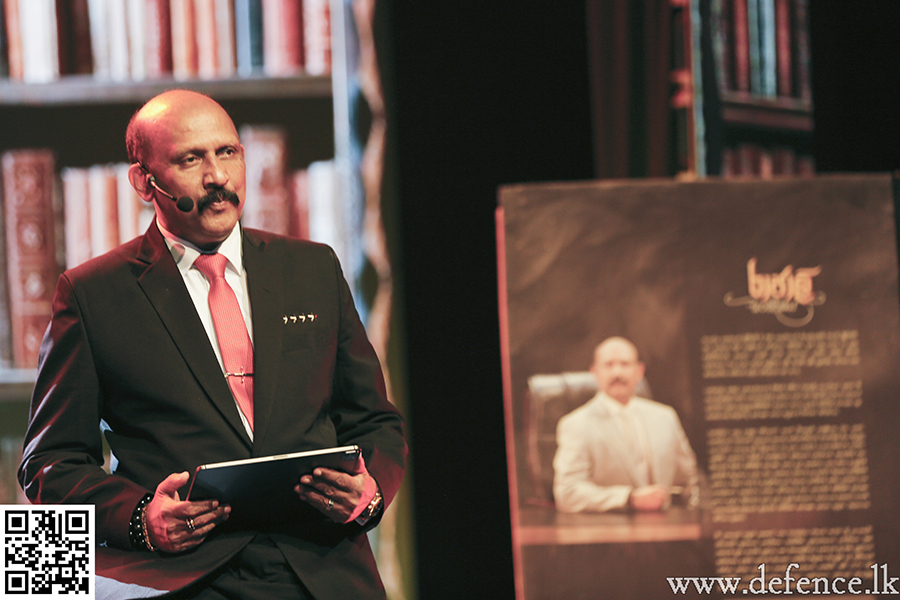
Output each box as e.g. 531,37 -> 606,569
19,90 -> 406,599
553,337 -> 698,513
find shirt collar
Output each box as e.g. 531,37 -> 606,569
597,391 -> 635,415
156,219 -> 244,277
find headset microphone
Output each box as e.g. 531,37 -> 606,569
147,174 -> 195,213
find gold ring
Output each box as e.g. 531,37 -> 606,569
326,498 -> 334,511
186,517 -> 195,531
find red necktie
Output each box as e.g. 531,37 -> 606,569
193,253 -> 254,430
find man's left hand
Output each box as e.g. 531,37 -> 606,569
295,455 -> 378,523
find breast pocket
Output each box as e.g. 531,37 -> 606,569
281,312 -> 334,352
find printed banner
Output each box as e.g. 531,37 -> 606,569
497,175 -> 900,599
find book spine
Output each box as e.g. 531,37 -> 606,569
746,0 -> 762,94
711,0 -> 733,92
307,159 -> 347,267
54,0 -> 71,75
732,0 -> 750,92
758,0 -> 777,97
2,149 -> 62,369
720,146 -> 737,177
737,143 -> 760,176
126,0 -> 146,80
115,163 -> 153,244
61,167 -> 93,268
303,0 -> 330,75
86,0 -> 110,79
771,146 -> 796,175
774,0 -> 792,97
87,165 -> 120,258
4,0 -> 22,81
19,0 -> 59,83
215,0 -> 237,77
144,0 -> 173,78
758,147 -> 774,178
235,0 -> 263,76
107,0 -> 131,81
0,0 -> 8,79
289,168 -> 310,240
239,125 -> 291,235
262,0 -> 303,77
70,0 -> 94,75
170,0 -> 199,80
793,0 -> 811,102
194,0 -> 218,79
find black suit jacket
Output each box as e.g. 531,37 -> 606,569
18,224 -> 406,599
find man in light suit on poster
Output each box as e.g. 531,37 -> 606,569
553,336 -> 698,513
18,89 -> 406,599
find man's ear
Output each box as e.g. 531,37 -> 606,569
127,163 -> 154,203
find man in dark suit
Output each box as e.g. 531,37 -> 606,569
18,89 -> 406,600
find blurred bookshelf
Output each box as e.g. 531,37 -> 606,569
675,0 -> 815,178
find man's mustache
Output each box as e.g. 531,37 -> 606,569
196,188 -> 240,213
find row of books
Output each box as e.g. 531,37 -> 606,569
720,143 -> 814,178
712,0 -> 812,101
0,0 -> 331,84
0,125 -> 343,369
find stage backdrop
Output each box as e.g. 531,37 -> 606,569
497,175 -> 900,599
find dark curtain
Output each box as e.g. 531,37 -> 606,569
586,0 -> 675,178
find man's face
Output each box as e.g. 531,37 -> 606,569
142,97 -> 246,250
592,339 -> 645,404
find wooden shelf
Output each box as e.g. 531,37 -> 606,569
0,74 -> 333,106
720,92 -> 814,132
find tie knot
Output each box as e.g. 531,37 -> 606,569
194,252 -> 228,279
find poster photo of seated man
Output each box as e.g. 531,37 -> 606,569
553,336 -> 700,514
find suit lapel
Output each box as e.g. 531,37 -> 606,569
135,224 -> 252,448
242,229 -> 283,455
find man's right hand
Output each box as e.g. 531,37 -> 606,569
144,471 -> 231,554
629,485 -> 670,512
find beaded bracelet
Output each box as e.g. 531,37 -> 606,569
128,493 -> 156,551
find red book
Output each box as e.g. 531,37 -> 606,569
303,0 -> 330,75
145,0 -> 173,78
2,150 -> 63,368
239,125 -> 291,235
758,148 -> 774,179
732,0 -> 750,93
170,0 -> 199,80
720,147 -> 737,177
771,147 -> 796,176
737,143 -> 761,176
215,0 -> 236,78
4,0 -> 23,81
262,0 -> 304,77
56,0 -> 93,75
774,0 -> 792,97
793,0 -> 812,102
713,0 -> 735,91
194,0 -> 218,79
